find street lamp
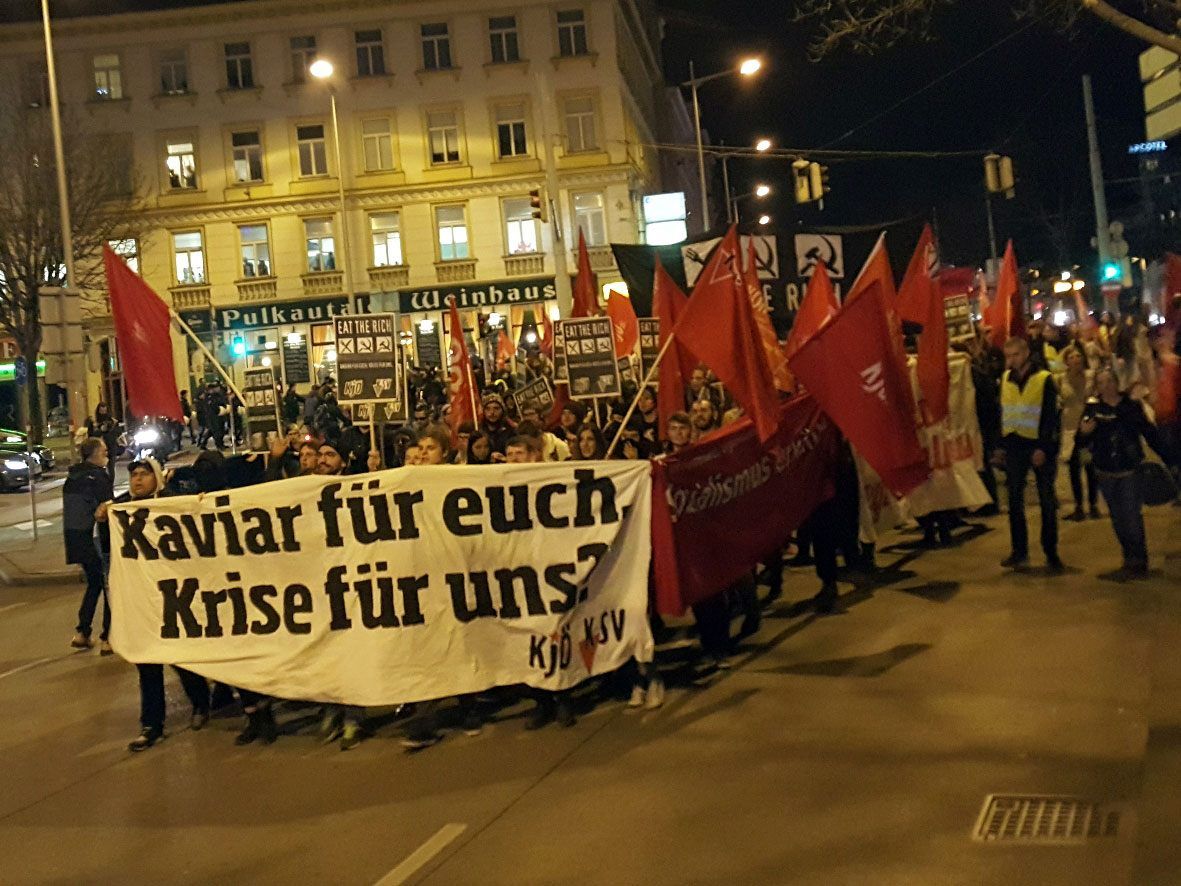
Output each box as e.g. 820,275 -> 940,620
755,183 -> 771,198
309,59 -> 359,315
758,214 -> 771,226
682,56 -> 763,229
755,138 -> 772,152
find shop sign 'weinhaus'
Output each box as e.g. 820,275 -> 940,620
398,277 -> 556,313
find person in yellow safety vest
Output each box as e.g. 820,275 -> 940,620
991,336 -> 1065,573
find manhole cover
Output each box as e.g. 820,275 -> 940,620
972,795 -> 1120,844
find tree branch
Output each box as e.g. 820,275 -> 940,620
1080,0 -> 1181,54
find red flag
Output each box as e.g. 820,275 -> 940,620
1073,289 -> 1097,337
496,329 -> 515,369
572,229 -> 599,318
672,227 -> 779,441
788,279 -> 930,497
103,245 -> 183,422
784,260 -> 839,361
897,224 -> 937,325
652,260 -> 691,438
606,289 -> 639,357
1164,253 -> 1181,329
744,239 -> 793,392
846,233 -> 897,305
540,310 -> 555,358
446,297 -> 478,443
985,240 -> 1022,348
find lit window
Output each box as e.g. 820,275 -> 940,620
421,23 -> 452,71
108,238 -> 139,274
225,42 -> 254,89
427,110 -> 461,165
495,103 -> 528,158
159,48 -> 188,95
563,95 -> 597,152
489,16 -> 520,64
355,29 -> 386,76
297,124 -> 328,177
361,117 -> 393,172
557,10 -> 589,57
231,130 -> 263,182
503,198 -> 539,254
238,225 -> 271,277
436,206 -> 469,261
165,139 -> 198,190
290,35 -> 317,83
305,218 -> 336,272
573,192 -> 606,246
93,54 -> 123,100
370,212 -> 403,267
172,231 -> 205,284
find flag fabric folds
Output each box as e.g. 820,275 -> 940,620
572,229 -> 599,318
606,288 -> 639,357
744,239 -> 793,392
446,297 -> 478,442
784,260 -> 839,361
652,259 -> 691,437
102,244 -> 183,422
898,225 -> 949,425
985,240 -> 1023,348
788,278 -> 931,497
672,227 -> 780,441
496,329 -> 515,369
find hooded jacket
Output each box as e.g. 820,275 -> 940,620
62,461 -> 114,566
99,458 -> 164,554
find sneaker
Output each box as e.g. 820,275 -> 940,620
461,708 -> 484,737
1046,555 -> 1066,574
190,710 -> 209,731
257,706 -> 278,744
1125,562 -> 1150,579
627,685 -> 646,708
128,727 -> 163,752
340,723 -> 362,751
1099,566 -> 1135,583
813,583 -> 839,615
1065,508 -> 1086,522
70,632 -> 92,650
99,641 -> 114,657
319,709 -> 343,744
556,699 -> 576,728
234,714 -> 260,746
400,731 -> 441,751
525,702 -> 555,731
1000,553 -> 1029,569
645,678 -> 665,710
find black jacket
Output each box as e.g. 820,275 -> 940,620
62,462 -> 113,565
1079,395 -> 1165,474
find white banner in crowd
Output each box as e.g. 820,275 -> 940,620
109,462 -> 654,706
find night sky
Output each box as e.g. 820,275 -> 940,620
13,0 -> 1153,269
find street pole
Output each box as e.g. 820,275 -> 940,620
721,153 -> 733,224
327,91 -> 358,316
534,72 -> 572,316
1082,75 -> 1114,310
690,61 -> 710,230
984,193 -> 998,263
40,0 -> 78,434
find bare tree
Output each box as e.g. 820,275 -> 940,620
795,0 -> 1181,59
0,97 -> 143,442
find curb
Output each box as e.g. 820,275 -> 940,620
0,555 -> 80,587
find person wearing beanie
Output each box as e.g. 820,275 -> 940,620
479,392 -> 514,455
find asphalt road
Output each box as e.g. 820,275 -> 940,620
1,504 -> 1179,885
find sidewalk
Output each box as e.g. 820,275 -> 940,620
0,520 -> 80,586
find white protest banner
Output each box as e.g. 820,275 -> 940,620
108,462 -> 653,706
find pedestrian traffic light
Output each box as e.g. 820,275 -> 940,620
808,162 -> 830,199
529,188 -> 547,222
1101,261 -> 1121,282
792,159 -> 813,204
231,336 -> 246,357
984,153 -> 1015,198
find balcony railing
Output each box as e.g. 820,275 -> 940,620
301,271 -> 344,297
435,260 -> 477,283
573,245 -> 616,272
368,265 -> 409,291
235,277 -> 277,301
504,253 -> 545,276
169,283 -> 211,309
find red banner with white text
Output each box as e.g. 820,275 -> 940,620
651,395 -> 839,615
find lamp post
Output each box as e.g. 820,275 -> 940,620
721,138 -> 772,224
730,184 -> 771,224
309,59 -> 359,316
682,57 -> 762,230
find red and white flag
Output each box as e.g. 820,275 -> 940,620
744,239 -> 793,393
898,225 -> 949,425
103,245 -> 183,421
446,297 -> 479,442
673,227 -> 780,441
788,278 -> 930,497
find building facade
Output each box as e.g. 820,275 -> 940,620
0,0 -> 672,416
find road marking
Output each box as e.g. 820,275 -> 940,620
374,823 -> 467,886
0,601 -> 28,614
12,519 -> 54,532
0,655 -> 58,681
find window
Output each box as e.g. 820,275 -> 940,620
573,192 -> 606,246
421,23 -> 452,70
563,95 -> 597,152
172,231 -> 205,284
355,29 -> 386,76
108,238 -> 139,274
426,110 -> 461,164
436,206 -> 469,261
238,224 -> 271,277
225,42 -> 254,89
495,103 -> 528,158
370,212 -> 403,267
231,130 -> 264,182
305,218 -> 336,272
503,198 -> 539,254
361,117 -> 393,172
489,16 -> 520,63
557,9 -> 589,57
159,49 -> 188,95
165,139 -> 198,189
93,54 -> 123,100
297,124 -> 328,176
290,35 -> 317,83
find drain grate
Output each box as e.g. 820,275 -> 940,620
972,795 -> 1120,844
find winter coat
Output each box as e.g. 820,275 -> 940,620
62,462 -> 114,566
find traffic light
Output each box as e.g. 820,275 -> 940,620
231,336 -> 246,357
792,159 -> 812,204
1101,261 -> 1121,282
808,162 -> 830,200
529,188 -> 547,222
984,153 -> 1015,198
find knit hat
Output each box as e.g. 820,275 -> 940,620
126,456 -> 165,498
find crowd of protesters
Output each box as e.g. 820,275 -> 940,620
61,294 -> 1181,755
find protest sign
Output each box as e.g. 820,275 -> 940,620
243,366 -> 281,445
561,317 -> 620,399
334,314 -> 401,405
414,321 -> 444,371
512,376 -> 554,417
552,322 -> 568,382
108,462 -> 653,705
281,336 -> 311,385
650,395 -> 839,614
638,318 -> 661,383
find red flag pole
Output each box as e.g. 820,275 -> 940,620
169,309 -> 247,406
605,331 -> 677,458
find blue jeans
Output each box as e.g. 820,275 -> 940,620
1097,472 -> 1148,568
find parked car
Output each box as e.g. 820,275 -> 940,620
0,453 -> 30,490
0,429 -> 54,475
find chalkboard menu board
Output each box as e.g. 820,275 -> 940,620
414,322 -> 443,371
281,335 -> 311,384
